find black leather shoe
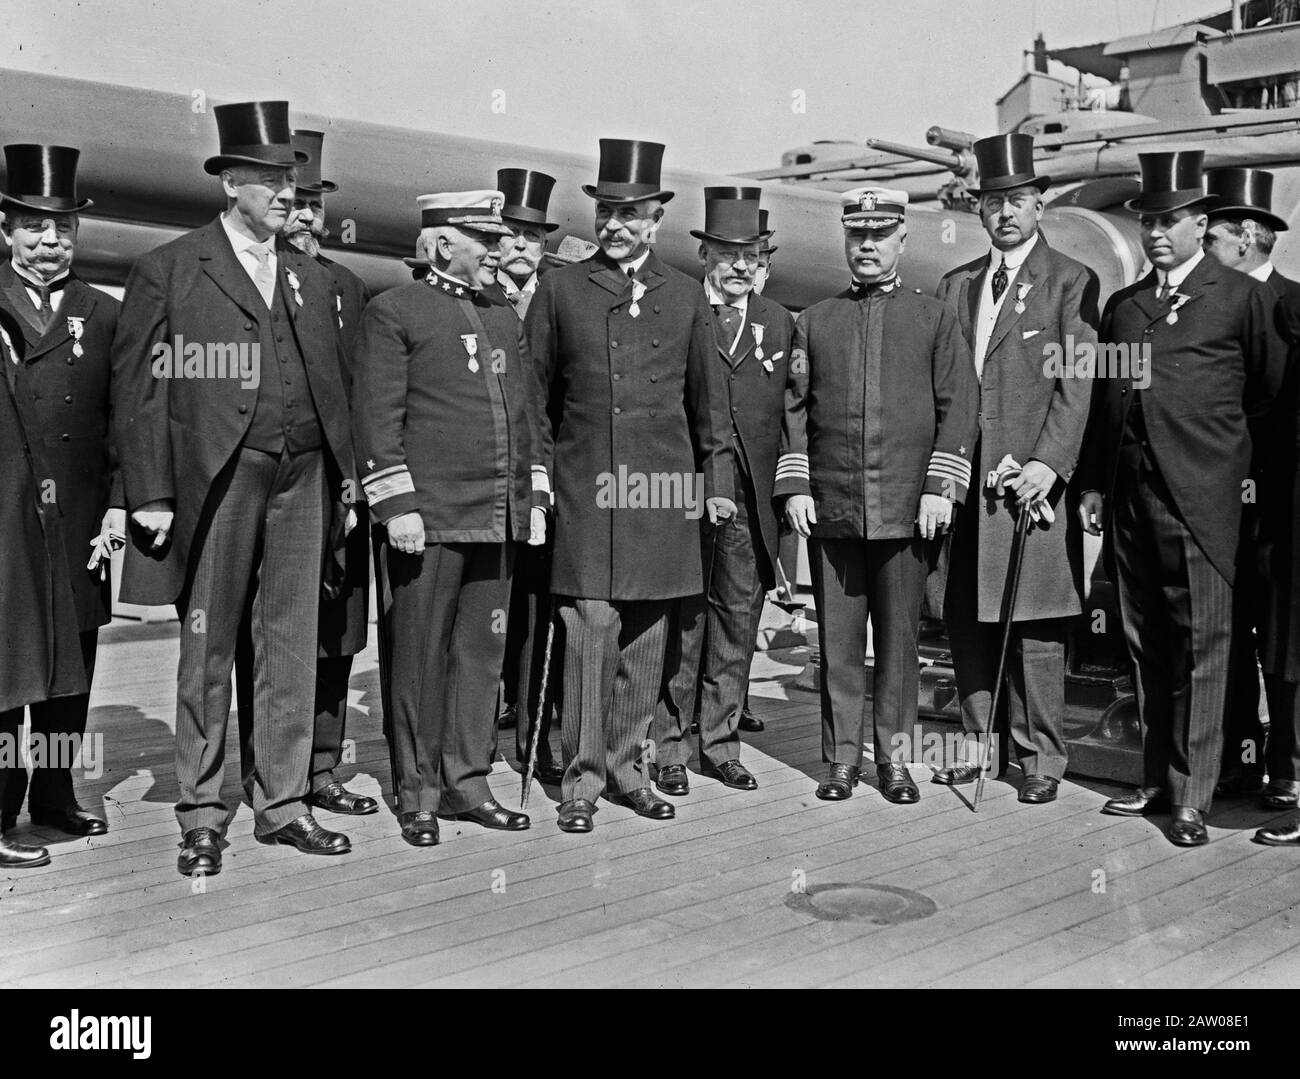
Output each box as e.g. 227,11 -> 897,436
1167,806 -> 1208,847
1262,779 -> 1300,810
309,782 -> 379,816
533,755 -> 565,785
704,759 -> 758,791
816,763 -> 859,801
399,810 -> 440,846
739,709 -> 765,733
30,803 -> 108,836
654,764 -> 690,797
1101,786 -> 1169,817
1214,769 -> 1266,798
498,702 -> 518,729
611,788 -> 675,820
177,827 -> 221,876
453,798 -> 530,831
932,763 -> 981,786
1253,815 -> 1300,846
877,763 -> 920,803
557,799 -> 595,833
0,836 -> 51,869
1019,775 -> 1059,804
262,813 -> 351,855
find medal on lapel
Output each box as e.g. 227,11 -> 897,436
335,294 -> 344,330
286,268 -> 304,308
66,316 -> 85,358
460,333 -> 480,373
1166,291 -> 1190,325
752,323 -> 772,372
629,278 -> 647,319
1013,281 -> 1031,315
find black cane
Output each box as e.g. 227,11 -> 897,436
520,612 -> 556,809
972,506 -> 1032,811
371,526 -> 400,807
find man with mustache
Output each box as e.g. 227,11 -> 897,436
526,138 -> 735,833
779,186 -> 977,804
353,190 -> 548,846
112,101 -> 359,875
1078,151 -> 1288,846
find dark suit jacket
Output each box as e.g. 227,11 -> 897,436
0,265 -> 121,632
1078,254 -> 1288,584
937,237 -> 1098,621
526,248 -> 734,601
111,216 -> 357,605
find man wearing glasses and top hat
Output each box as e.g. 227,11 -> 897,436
112,101 -> 359,875
651,187 -> 793,798
525,138 -> 736,834
1078,150 -> 1288,846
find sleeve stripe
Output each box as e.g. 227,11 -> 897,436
775,452 -> 810,480
361,464 -> 408,484
362,467 -> 416,504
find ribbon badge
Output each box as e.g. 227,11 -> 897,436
753,323 -> 772,372
1013,280 -> 1032,315
461,333 -> 480,373
66,316 -> 85,358
286,268 -> 304,308
1166,290 -> 1191,325
335,293 -> 344,330
629,278 -> 647,319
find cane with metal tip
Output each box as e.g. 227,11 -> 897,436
972,505 -> 1031,811
771,553 -> 804,615
520,613 -> 556,809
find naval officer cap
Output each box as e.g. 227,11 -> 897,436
416,190 -> 514,235
840,185 -> 908,228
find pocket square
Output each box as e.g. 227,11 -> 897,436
1022,329 -> 1041,339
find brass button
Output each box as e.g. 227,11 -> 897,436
244,322 -> 253,331
611,340 -> 619,349
238,404 -> 249,414
61,433 -> 70,441
613,406 -> 622,415
64,394 -> 73,403
613,373 -> 622,381
652,338 -> 660,347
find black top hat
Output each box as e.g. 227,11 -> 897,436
971,133 -> 1050,195
581,138 -> 675,204
204,101 -> 309,176
497,168 -> 559,232
292,130 -> 338,195
759,209 -> 777,254
1205,167 -> 1288,232
1126,150 -> 1216,214
689,186 -> 771,244
1,145 -> 92,213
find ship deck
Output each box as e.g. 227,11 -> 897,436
2,621 -> 1298,989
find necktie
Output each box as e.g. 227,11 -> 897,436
991,258 -> 1008,304
1157,279 -> 1172,304
714,304 -> 741,349
251,244 -> 275,308
31,284 -> 54,335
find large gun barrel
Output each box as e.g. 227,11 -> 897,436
926,126 -> 975,152
865,138 -> 963,171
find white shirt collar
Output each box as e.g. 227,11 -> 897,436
220,212 -> 275,258
11,261 -> 70,291
988,231 -> 1038,272
1157,248 -> 1203,290
498,269 -> 538,296
703,279 -> 749,312
617,249 -> 651,276
1248,261 -> 1276,283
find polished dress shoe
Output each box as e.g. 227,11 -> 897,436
177,827 -> 221,876
1262,779 -> 1300,810
1253,815 -> 1300,846
309,782 -> 379,816
498,702 -> 518,729
1019,775 -> 1059,804
0,836 -> 51,869
1101,786 -> 1169,817
399,810 -> 440,846
611,788 -> 675,820
739,708 -> 765,733
262,813 -> 351,855
877,763 -> 920,804
30,803 -> 108,836
654,764 -> 690,797
816,763 -> 859,801
533,755 -> 565,785
557,799 -> 595,833
932,762 -> 981,786
1167,806 -> 1208,847
452,798 -> 530,831
1214,769 -> 1266,798
704,759 -> 758,791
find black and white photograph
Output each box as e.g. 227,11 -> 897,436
0,0 -> 1298,1022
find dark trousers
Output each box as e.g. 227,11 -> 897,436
946,496 -> 1069,779
1222,510 -> 1265,776
384,539 -> 513,815
502,540 -> 563,763
175,445 -> 325,837
1263,676 -> 1300,782
654,467 -> 766,770
2,628 -> 99,819
810,536 -> 927,767
557,597 -> 670,802
1112,461 -> 1233,812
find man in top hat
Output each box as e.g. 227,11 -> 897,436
232,128 -> 377,820
752,208 -> 776,298
490,168 -> 566,786
352,190 -> 548,846
1200,168 -> 1300,842
525,138 -> 736,833
1078,150 -> 1288,846
0,300 -> 87,869
651,188 -> 794,797
778,186 -> 978,803
932,133 -> 1099,804
112,101 -> 359,875
0,144 -> 120,839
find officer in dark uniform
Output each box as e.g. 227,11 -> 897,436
777,186 -> 979,804
352,190 -> 549,847
0,144 -> 119,838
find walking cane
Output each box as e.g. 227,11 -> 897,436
520,612 -> 556,809
371,527 -> 401,805
972,506 -> 1032,811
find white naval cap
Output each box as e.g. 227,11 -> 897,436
417,189 -> 513,235
840,185 -> 908,228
